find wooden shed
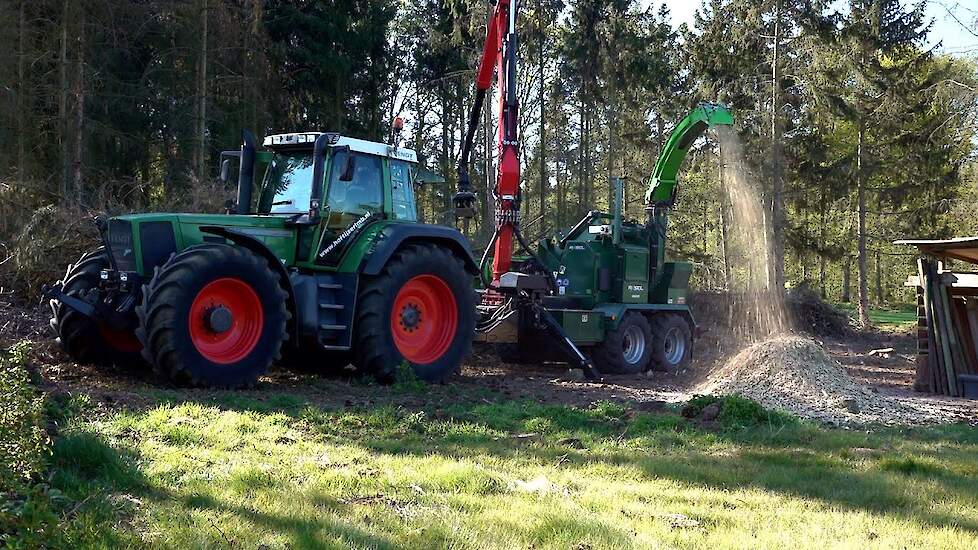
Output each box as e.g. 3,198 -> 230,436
896,237 -> 978,397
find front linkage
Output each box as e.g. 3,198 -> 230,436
43,216 -> 143,361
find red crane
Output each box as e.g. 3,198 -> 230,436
455,0 -> 521,287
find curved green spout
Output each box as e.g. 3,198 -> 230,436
644,103 -> 734,207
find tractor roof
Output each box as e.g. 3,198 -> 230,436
263,132 -> 418,163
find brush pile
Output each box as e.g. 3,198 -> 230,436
785,286 -> 852,337
690,290 -> 851,338
697,335 -> 941,426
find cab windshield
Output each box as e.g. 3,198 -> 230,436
259,152 -> 313,214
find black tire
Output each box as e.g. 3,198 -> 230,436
135,244 -> 289,388
354,243 -> 475,383
649,314 -> 692,373
590,311 -> 653,374
50,247 -> 144,367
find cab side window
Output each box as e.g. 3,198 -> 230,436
390,160 -> 417,221
326,152 -> 383,216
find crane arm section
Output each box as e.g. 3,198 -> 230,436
644,103 -> 734,208
456,0 -> 521,285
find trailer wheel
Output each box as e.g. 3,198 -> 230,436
50,247 -> 144,367
591,312 -> 653,374
355,243 -> 474,383
650,314 -> 692,373
136,244 -> 288,388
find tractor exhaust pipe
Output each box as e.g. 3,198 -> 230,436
235,130 -> 256,214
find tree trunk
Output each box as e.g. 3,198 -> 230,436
17,1 -> 26,180
819,188 -> 827,299
59,0 -> 69,200
577,100 -> 585,217
607,106 -> 616,209
72,8 -> 86,202
842,255 -> 851,303
556,124 -> 564,227
195,0 -> 208,179
655,112 -> 664,158
770,0 -> 785,291
875,250 -> 885,304
538,0 -> 546,235
856,120 -> 871,327
718,157 -> 731,290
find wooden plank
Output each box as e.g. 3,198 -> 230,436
966,299 -> 978,374
927,260 -> 953,395
953,298 -> 978,375
940,272 -> 978,289
936,271 -> 964,396
918,258 -> 939,394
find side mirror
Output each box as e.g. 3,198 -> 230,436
339,154 -> 356,182
219,158 -> 231,183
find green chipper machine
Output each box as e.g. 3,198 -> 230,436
472,103 -> 736,376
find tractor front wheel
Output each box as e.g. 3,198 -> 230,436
50,247 -> 144,367
355,244 -> 474,383
649,314 -> 692,373
136,244 -> 288,388
590,311 -> 653,375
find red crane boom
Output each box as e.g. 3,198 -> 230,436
455,0 -> 521,286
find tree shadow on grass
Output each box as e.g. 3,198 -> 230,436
88,388 -> 978,539
177,491 -> 403,550
229,394 -> 978,532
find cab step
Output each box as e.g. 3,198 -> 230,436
313,273 -> 356,351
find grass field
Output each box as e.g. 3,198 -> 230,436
835,302 -> 918,329
33,384 -> 978,549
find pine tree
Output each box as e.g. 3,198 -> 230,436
807,0 -> 930,326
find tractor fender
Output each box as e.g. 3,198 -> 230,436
199,226 -> 299,334
360,224 -> 479,276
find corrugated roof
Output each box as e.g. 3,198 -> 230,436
895,237 -> 978,264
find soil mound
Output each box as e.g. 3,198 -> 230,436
696,335 -> 936,426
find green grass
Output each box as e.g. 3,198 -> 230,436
34,389 -> 978,549
836,302 -> 917,328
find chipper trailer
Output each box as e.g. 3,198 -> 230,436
45,0 -> 732,387
453,0 -> 735,375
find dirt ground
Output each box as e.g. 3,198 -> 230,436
3,301 -> 977,425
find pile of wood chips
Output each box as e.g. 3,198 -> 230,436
696,335 -> 942,426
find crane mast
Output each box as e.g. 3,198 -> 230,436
455,0 -> 521,286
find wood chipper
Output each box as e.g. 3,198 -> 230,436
454,0 -> 735,376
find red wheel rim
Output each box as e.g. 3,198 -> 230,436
390,275 -> 458,364
188,278 -> 264,364
98,324 -> 142,353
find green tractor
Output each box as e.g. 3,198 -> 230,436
47,130 -> 478,387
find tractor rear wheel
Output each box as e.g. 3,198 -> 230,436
590,311 -> 653,374
136,244 -> 288,388
50,247 -> 144,367
355,243 -> 474,383
649,314 -> 692,373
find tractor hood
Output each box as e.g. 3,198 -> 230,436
106,213 -> 297,276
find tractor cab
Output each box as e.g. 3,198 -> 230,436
251,132 -> 419,230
